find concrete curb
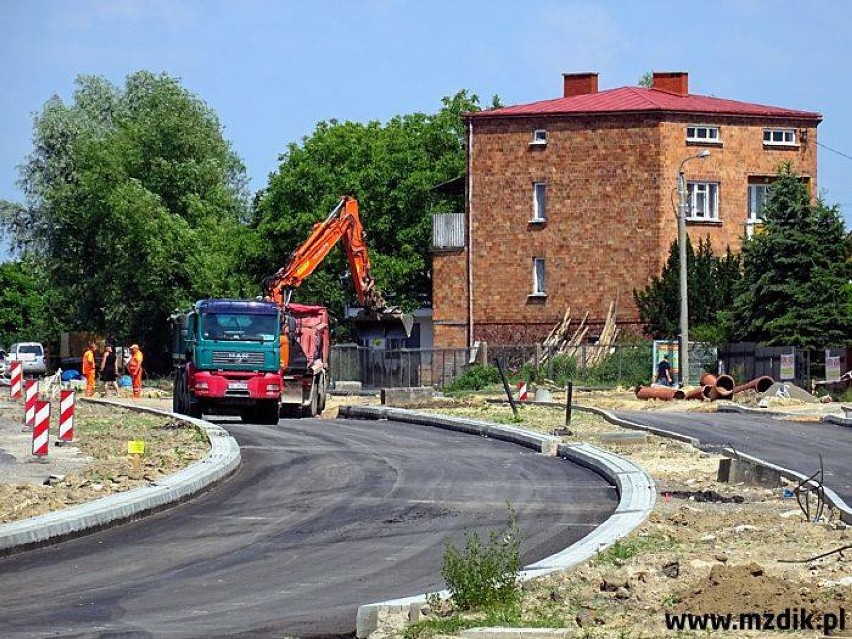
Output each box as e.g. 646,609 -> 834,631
823,414 -> 852,428
338,405 -> 655,638
569,404 -> 852,526
0,398 -> 241,557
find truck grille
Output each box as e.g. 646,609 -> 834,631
211,351 -> 265,367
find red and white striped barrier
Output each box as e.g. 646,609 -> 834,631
518,381 -> 528,402
32,400 -> 50,458
24,379 -> 39,430
9,361 -> 22,400
59,389 -> 75,443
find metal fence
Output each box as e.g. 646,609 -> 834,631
331,341 -> 671,389
718,343 -> 848,390
330,344 -> 477,389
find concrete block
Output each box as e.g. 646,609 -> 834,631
534,387 -> 553,402
381,387 -> 434,406
334,380 -> 363,391
595,431 -> 650,444
717,457 -> 782,488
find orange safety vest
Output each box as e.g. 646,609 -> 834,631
128,351 -> 143,376
82,349 -> 96,376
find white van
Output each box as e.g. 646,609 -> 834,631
8,342 -> 47,375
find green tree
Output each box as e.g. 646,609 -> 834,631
732,164 -> 851,348
249,90 -> 482,315
638,71 -> 654,87
1,72 -> 252,365
634,236 -> 742,341
0,261 -> 61,349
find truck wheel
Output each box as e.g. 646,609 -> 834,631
188,399 -> 203,419
301,380 -> 319,418
257,400 -> 280,425
318,373 -> 328,413
240,407 -> 257,423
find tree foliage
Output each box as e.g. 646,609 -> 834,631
634,236 -> 742,341
248,91 -> 482,314
732,164 -> 851,348
2,72 -> 251,363
0,261 -> 61,349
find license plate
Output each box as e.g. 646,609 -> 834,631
228,381 -> 248,390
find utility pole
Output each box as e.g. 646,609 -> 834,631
676,150 -> 710,387
677,170 -> 690,387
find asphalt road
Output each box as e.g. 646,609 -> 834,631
615,410 -> 852,505
0,417 -> 617,638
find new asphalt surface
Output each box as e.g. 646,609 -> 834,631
615,410 -> 852,505
0,417 -> 617,638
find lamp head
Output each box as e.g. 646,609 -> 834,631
697,149 -> 711,158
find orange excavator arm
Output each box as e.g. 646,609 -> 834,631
263,196 -> 386,311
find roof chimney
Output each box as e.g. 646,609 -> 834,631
651,72 -> 689,96
562,72 -> 598,98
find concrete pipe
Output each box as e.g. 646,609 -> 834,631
699,372 -> 718,387
636,385 -> 686,401
701,385 -> 714,399
709,374 -> 736,401
732,375 -> 775,395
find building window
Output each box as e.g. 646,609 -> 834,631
687,182 -> 719,221
748,184 -> 772,222
763,128 -> 796,145
686,125 -> 720,143
531,128 -> 548,145
532,182 -> 547,222
532,257 -> 546,296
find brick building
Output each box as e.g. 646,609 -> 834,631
432,71 -> 821,348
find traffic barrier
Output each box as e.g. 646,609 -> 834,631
59,390 -> 75,443
32,400 -> 50,458
518,380 -> 528,402
24,380 -> 39,430
9,361 -> 22,400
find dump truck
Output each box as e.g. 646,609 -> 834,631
170,299 -> 329,423
171,196 -> 408,422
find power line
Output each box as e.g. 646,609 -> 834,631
816,140 -> 852,162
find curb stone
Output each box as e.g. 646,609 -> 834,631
0,397 -> 241,557
338,405 -> 655,638
575,404 -> 852,526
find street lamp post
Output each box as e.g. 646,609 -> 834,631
676,149 -> 710,387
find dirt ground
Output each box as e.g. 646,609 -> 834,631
405,399 -> 852,638
0,399 -> 209,524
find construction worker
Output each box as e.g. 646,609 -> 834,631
127,344 -> 144,399
82,342 -> 97,397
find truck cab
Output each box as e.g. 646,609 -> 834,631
172,299 -> 283,424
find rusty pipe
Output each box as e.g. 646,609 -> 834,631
701,384 -> 714,399
699,372 -> 717,387
636,385 -> 686,401
709,374 -> 735,400
732,375 -> 774,395
684,387 -> 705,400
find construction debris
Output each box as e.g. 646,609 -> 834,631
538,302 -> 620,368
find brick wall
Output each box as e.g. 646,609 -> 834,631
431,113 -> 819,349
466,114 -> 663,343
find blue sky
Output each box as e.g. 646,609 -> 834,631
2,0 -> 851,260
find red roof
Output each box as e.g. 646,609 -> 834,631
468,86 -> 821,121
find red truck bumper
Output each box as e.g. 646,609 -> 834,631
191,370 -> 282,400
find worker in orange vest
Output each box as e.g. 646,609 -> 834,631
127,344 -> 144,399
82,342 -> 97,397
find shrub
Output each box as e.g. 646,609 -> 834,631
444,364 -> 500,392
442,507 -> 521,610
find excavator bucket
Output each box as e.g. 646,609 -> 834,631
351,308 -> 415,340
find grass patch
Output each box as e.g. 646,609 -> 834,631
405,601 -> 569,639
594,533 -> 676,566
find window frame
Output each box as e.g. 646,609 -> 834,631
531,181 -> 547,223
686,125 -> 721,144
686,181 -> 720,222
763,128 -> 797,146
530,128 -> 548,146
531,257 -> 547,296
747,183 -> 772,222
